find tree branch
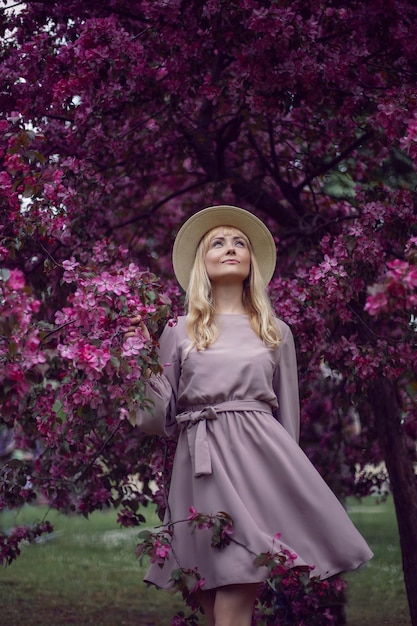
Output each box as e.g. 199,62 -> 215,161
111,178 -> 210,231
298,131 -> 374,191
231,178 -> 300,229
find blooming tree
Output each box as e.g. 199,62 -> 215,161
1,0 -> 417,623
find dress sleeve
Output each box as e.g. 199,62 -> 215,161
273,321 -> 300,443
133,321 -> 181,436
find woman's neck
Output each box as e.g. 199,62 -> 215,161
211,284 -> 246,315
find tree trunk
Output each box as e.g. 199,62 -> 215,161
369,378 -> 417,626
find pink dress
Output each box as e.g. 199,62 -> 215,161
144,314 -> 373,590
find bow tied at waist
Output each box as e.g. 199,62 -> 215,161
176,400 -> 272,477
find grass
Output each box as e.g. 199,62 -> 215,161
0,504 -> 187,625
0,496 -> 411,626
345,497 -> 411,626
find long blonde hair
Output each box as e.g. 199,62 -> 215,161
185,226 -> 280,351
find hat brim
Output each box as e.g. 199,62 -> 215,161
172,205 -> 276,291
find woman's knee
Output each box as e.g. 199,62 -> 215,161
213,583 -> 259,626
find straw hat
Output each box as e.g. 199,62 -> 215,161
172,205 -> 276,291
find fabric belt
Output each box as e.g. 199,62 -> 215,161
176,400 -> 272,477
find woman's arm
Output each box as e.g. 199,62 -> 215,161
273,321 -> 300,443
125,318 -> 181,436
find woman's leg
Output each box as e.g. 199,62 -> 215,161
213,583 -> 259,626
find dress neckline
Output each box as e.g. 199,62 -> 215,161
215,313 -> 249,317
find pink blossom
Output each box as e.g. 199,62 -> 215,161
122,334 -> 146,357
77,343 -> 111,372
151,539 -> 171,564
387,259 -> 409,278
187,506 -> 198,521
5,363 -> 25,382
0,246 -> 10,260
7,269 -> 25,290
62,257 -> 80,283
94,271 -> 129,295
406,294 -> 417,308
7,111 -> 21,122
405,237 -> 417,256
404,268 -> 417,289
364,289 -> 389,316
0,171 -> 12,191
29,299 -> 41,313
400,116 -> 417,155
155,541 -> 171,560
118,407 -> 129,421
58,341 -> 111,373
72,380 -> 101,407
190,577 -> 206,593
221,523 -> 234,539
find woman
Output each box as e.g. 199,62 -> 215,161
127,205 -> 373,626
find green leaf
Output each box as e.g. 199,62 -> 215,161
110,355 -> 120,369
253,552 -> 273,567
169,568 -> 184,582
147,290 -> 156,302
52,399 -> 66,420
137,529 -> 152,540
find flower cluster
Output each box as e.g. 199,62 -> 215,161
187,507 -> 234,550
135,510 -> 347,625
249,535 -> 347,624
135,508 -> 234,575
0,521 -> 53,566
0,268 -> 45,424
136,528 -> 173,567
0,240 -> 174,561
365,250 -> 417,319
254,566 -> 347,626
30,246 -> 173,510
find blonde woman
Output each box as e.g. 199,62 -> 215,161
127,206 -> 372,626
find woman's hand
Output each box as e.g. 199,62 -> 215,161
124,316 -> 153,378
124,315 -> 151,343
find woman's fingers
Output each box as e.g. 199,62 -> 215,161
139,321 -> 151,342
124,316 -> 151,342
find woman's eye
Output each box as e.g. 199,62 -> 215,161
236,240 -> 245,247
212,240 -> 223,247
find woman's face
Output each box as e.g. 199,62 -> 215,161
204,226 -> 251,285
